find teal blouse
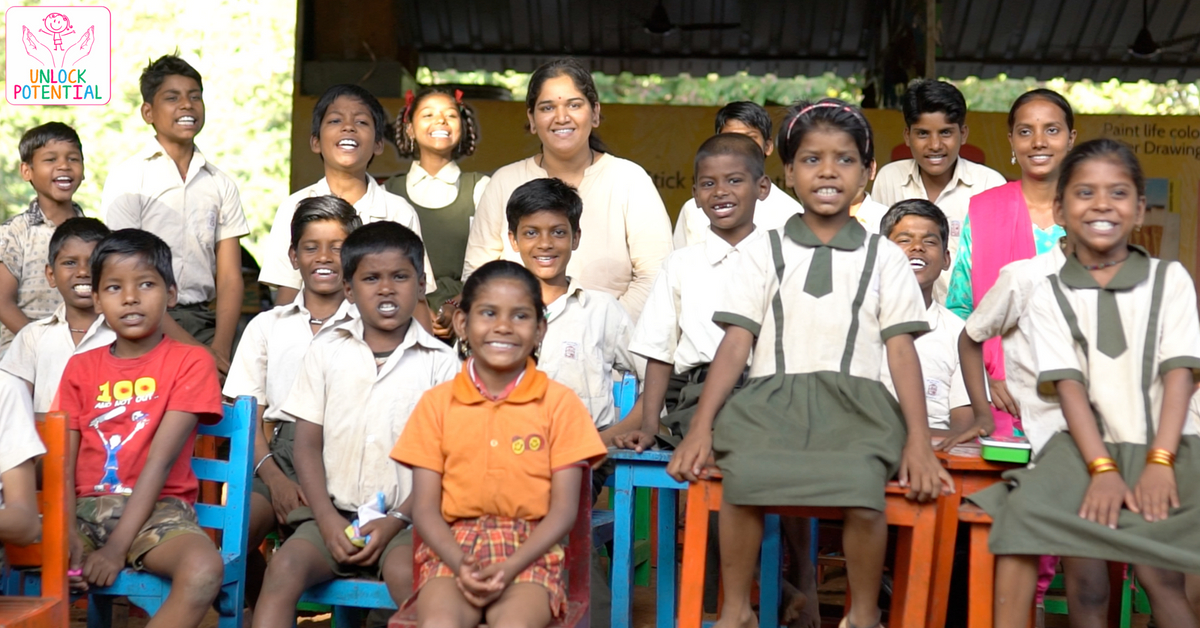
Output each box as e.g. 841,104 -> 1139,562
946,215 -> 1066,320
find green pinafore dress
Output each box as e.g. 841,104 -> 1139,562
387,171 -> 484,310
970,252 -> 1200,573
712,227 -> 920,512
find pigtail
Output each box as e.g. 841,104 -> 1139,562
456,99 -> 481,159
393,90 -> 419,159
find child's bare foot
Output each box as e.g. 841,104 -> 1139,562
712,606 -> 758,628
797,576 -> 821,628
837,612 -> 884,628
780,581 -> 806,625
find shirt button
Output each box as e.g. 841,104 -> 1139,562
490,440 -> 498,447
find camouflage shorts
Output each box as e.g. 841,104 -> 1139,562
76,495 -> 209,569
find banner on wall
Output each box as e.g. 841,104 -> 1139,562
290,98 -> 1199,275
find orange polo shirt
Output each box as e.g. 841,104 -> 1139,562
392,358 -> 607,522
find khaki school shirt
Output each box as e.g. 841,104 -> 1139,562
0,304 -> 115,414
1031,250 -> 1200,445
281,317 -> 459,511
964,246 -> 1067,454
631,228 -> 766,374
222,294 -> 356,423
101,138 -> 249,306
879,301 -> 969,430
673,183 -> 801,249
0,372 -> 45,509
258,177 -> 435,291
716,217 -> 928,380
540,282 -> 638,429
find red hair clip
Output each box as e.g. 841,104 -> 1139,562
454,89 -> 464,104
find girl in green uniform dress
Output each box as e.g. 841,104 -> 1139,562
668,99 -> 954,628
388,87 -> 488,337
973,139 -> 1200,628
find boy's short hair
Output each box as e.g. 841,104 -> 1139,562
90,229 -> 176,291
694,133 -> 766,180
879,199 -> 950,248
140,54 -> 203,103
340,221 -> 424,282
19,122 -> 83,164
311,84 -> 388,144
290,195 -> 363,250
714,101 -> 773,140
901,80 -> 967,128
49,217 -> 110,265
505,178 -> 583,235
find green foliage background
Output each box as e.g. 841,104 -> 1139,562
0,0 -> 295,260
4,0 -> 1200,257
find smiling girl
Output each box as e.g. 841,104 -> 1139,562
387,88 -> 488,327
392,260 -> 606,628
461,58 -> 672,322
972,139 -> 1200,628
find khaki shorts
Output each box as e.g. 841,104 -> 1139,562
286,505 -> 412,579
76,495 -> 210,569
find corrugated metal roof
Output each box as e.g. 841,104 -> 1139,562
401,0 -> 1200,82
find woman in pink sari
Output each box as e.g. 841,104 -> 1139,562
946,89 -> 1076,435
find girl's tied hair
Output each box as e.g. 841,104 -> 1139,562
776,99 -> 874,167
393,87 -> 481,159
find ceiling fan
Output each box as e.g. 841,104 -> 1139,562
1129,0 -> 1200,57
642,0 -> 741,35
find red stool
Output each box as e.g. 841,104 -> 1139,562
677,472 -> 939,628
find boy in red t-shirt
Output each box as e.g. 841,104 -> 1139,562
59,228 -> 224,628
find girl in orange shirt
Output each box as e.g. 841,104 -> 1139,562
392,260 -> 606,628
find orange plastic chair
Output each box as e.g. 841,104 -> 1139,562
677,472 -> 939,628
0,411 -> 70,627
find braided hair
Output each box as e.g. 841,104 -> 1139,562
393,87 -> 481,160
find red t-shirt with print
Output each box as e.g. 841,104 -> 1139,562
58,337 -> 222,503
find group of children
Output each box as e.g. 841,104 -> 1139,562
0,48 -> 1197,628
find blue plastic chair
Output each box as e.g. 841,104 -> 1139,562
82,395 -> 257,628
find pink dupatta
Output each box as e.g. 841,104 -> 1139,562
967,180 -> 1035,435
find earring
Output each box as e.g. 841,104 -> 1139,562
458,338 -> 471,360
1011,153 -> 1017,165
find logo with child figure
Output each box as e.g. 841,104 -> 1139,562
5,5 -> 111,105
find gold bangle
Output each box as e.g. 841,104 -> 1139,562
1087,457 -> 1117,474
1147,449 -> 1176,468
1147,448 -> 1176,463
1089,462 -> 1119,475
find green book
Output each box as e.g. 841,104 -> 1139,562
979,435 -> 1032,464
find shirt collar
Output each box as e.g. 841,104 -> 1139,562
452,357 -> 549,405
23,199 -> 83,226
141,137 -> 208,174
281,293 -> 356,327
409,161 -> 462,186
1058,246 -> 1151,291
40,303 -> 108,338
310,176 -> 387,219
704,226 -> 763,265
333,314 -> 445,353
545,279 -> 586,323
904,157 -> 975,193
783,213 -> 867,250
